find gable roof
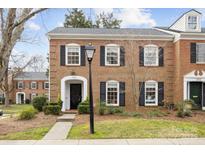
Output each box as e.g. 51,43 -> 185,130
47,27 -> 172,37
169,9 -> 202,29
14,72 -> 48,80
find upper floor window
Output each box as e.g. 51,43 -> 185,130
145,80 -> 158,106
31,82 -> 37,89
105,44 -> 120,66
196,43 -> 205,63
44,82 -> 49,89
144,45 -> 159,66
106,80 -> 119,106
188,16 -> 197,30
18,81 -> 23,89
66,44 -> 80,65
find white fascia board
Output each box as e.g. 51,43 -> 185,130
154,28 -> 181,42
47,34 -> 173,41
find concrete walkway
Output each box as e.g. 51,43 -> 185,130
1,138 -> 205,145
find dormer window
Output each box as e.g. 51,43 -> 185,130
188,16 -> 197,30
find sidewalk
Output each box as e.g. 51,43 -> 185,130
0,138 -> 205,145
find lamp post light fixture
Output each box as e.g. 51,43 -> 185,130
85,44 -> 95,134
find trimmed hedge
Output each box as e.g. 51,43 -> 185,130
78,98 -> 90,114
32,96 -> 47,112
19,108 -> 37,120
43,105 -> 61,115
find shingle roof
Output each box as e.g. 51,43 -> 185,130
47,27 -> 172,36
14,72 -> 48,80
156,27 -> 205,33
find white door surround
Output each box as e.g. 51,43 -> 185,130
16,92 -> 26,104
61,75 -> 87,111
183,70 -> 205,110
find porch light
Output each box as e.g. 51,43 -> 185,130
85,43 -> 96,134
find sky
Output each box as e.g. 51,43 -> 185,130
14,8 -> 205,70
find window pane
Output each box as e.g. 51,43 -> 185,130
144,46 -> 158,66
106,46 -> 119,65
188,16 -> 197,30
107,82 -> 118,105
67,46 -> 80,65
196,44 -> 205,63
145,82 -> 157,104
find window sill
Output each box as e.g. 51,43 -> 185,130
106,104 -> 119,107
196,62 -> 205,65
145,104 -> 158,106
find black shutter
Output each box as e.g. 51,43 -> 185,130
158,82 -> 164,106
139,46 -> 144,66
203,83 -> 205,107
42,82 -> 44,89
100,82 -> 106,103
23,82 -> 25,89
16,82 -> 18,89
190,43 -> 196,63
100,46 -> 105,66
29,82 -> 31,89
80,46 -> 86,66
120,46 -> 125,66
60,45 -> 66,66
119,82 -> 125,106
139,82 -> 145,106
159,47 -> 164,66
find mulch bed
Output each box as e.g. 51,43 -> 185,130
73,110 -> 205,125
0,112 -> 57,135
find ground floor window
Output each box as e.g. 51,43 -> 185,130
145,80 -> 158,106
106,80 -> 119,106
31,93 -> 37,100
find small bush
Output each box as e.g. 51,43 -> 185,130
97,102 -> 106,115
77,98 -> 90,114
43,105 -> 61,115
176,100 -> 193,118
57,94 -> 63,108
147,109 -> 167,118
25,99 -> 31,104
32,96 -> 47,112
119,111 -> 142,117
19,108 -> 37,120
49,102 -> 59,106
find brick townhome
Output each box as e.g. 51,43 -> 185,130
48,9 -> 205,111
12,72 -> 49,104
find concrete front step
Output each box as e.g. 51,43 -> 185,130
62,110 -> 78,114
57,114 -> 76,122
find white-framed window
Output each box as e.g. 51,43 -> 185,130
188,16 -> 197,30
31,93 -> 37,100
18,81 -> 24,89
106,80 -> 119,106
66,43 -> 81,65
145,80 -> 158,106
105,44 -> 120,66
144,45 -> 159,66
44,82 -> 49,89
196,43 -> 205,64
31,82 -> 37,89
44,93 -> 49,99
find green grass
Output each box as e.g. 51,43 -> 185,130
0,104 -> 33,116
0,126 -> 51,140
68,118 -> 205,139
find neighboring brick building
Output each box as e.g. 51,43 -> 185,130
11,72 -> 49,104
48,9 -> 205,111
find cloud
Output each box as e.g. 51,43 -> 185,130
93,8 -> 156,28
26,22 -> 40,31
57,22 -> 63,27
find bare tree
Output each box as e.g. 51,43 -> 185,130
0,8 -> 46,83
26,54 -> 47,72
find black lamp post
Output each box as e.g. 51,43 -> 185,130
85,44 -> 95,134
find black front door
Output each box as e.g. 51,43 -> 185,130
190,82 -> 202,108
70,84 -> 82,109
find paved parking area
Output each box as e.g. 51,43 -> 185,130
0,138 -> 205,145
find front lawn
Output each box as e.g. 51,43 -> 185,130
68,118 -> 205,139
0,126 -> 51,140
0,104 -> 33,116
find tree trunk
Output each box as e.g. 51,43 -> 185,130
4,68 -> 9,107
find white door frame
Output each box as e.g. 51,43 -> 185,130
184,70 -> 205,110
16,92 -> 26,104
61,76 -> 87,111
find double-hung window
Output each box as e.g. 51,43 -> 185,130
44,82 -> 49,89
144,45 -> 159,66
18,81 -> 23,89
106,80 -> 119,106
145,80 -> 158,106
105,44 -> 120,66
66,44 -> 80,65
196,43 -> 205,63
31,82 -> 37,89
188,16 -> 197,30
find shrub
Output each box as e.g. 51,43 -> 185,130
119,111 -> 142,117
97,102 -> 106,115
77,97 -> 90,114
43,105 -> 61,115
57,94 -> 63,108
25,99 -> 31,104
32,96 -> 47,112
147,109 -> 167,118
19,108 -> 37,120
176,100 -> 193,118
